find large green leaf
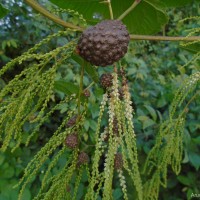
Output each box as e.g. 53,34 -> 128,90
160,0 -> 199,7
50,0 -> 168,34
0,4 -> 8,18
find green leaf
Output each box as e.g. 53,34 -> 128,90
71,54 -> 99,83
0,4 -> 8,19
119,0 -> 168,34
54,80 -> 79,95
113,188 -> 123,199
138,115 -> 155,129
177,175 -> 192,186
84,63 -> 99,83
0,154 -> 5,165
182,150 -> 189,163
144,105 -> 157,121
1,166 -> 15,178
192,136 -> 200,144
188,152 -> 200,170
50,0 -> 168,34
181,43 -> 200,54
89,119 -> 97,131
21,188 -> 31,200
71,54 -> 84,66
160,0 -> 199,7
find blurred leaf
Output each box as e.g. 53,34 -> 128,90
160,0 -> 199,7
0,154 -> 5,165
0,166 -> 15,178
89,119 -> 97,131
84,120 -> 90,131
54,80 -> 79,95
77,183 -> 84,199
71,54 -> 99,83
182,150 -> 189,163
181,43 -> 200,54
138,116 -> 155,129
192,136 -> 200,144
84,63 -> 99,83
177,175 -> 192,186
0,4 -> 8,18
188,152 -> 200,170
144,105 -> 157,121
187,188 -> 194,200
71,54 -> 84,66
50,0 -> 168,34
113,188 -> 123,199
21,188 -> 31,200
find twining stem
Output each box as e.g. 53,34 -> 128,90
78,64 -> 85,115
107,0 -> 114,20
130,34 -> 200,41
24,0 -> 200,42
24,0 -> 84,31
118,0 -> 141,21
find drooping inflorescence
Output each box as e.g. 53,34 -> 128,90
85,66 -> 143,200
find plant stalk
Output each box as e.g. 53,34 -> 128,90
118,0 -> 141,21
130,34 -> 200,42
107,0 -> 114,19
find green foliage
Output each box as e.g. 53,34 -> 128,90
0,4 -> 8,18
143,72 -> 200,200
0,1 -> 200,200
160,0 -> 200,7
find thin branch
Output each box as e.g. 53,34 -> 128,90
100,0 -> 113,19
24,0 -> 84,31
118,0 -> 141,21
130,34 -> 200,42
107,0 -> 114,19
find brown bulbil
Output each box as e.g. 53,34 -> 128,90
77,20 -> 130,66
65,133 -> 79,149
118,88 -> 124,100
77,152 -> 89,166
113,117 -> 119,136
83,89 -> 90,97
114,153 -> 123,170
66,115 -> 78,128
100,73 -> 113,89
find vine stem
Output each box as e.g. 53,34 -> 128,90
130,34 -> 200,42
107,0 -> 114,19
24,0 -> 200,42
118,0 -> 141,21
